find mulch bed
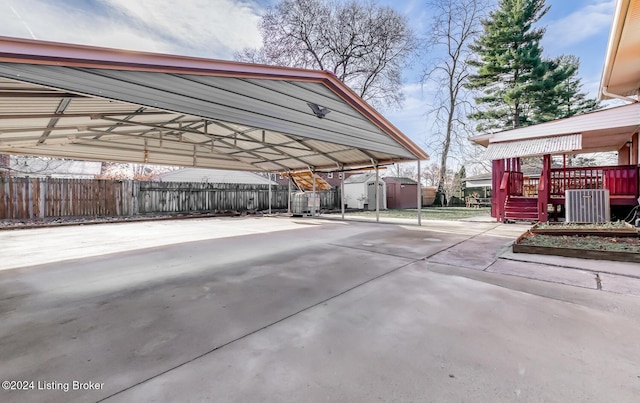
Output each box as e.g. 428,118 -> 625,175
514,230 -> 640,263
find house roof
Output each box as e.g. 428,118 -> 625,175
600,0 -> 640,99
383,176 -> 417,185
344,173 -> 377,184
470,103 -> 640,157
157,168 -> 278,185
0,36 -> 428,173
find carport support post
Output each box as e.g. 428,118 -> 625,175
417,160 -> 422,226
268,173 -> 272,215
287,173 -> 291,214
312,170 -> 316,217
375,164 -> 380,222
341,171 -> 345,220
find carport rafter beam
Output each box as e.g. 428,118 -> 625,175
79,131 -> 274,169
37,97 -> 71,144
101,116 -> 312,155
0,111 -> 172,120
211,123 -> 312,168
0,122 -> 122,135
218,125 -> 349,169
65,137 -> 263,165
92,107 -> 148,140
203,135 -> 292,171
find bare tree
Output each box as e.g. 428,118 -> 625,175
421,163 -> 441,187
10,156 -> 70,176
422,0 -> 486,205
420,162 -> 462,204
236,0 -> 418,109
97,162 -> 175,181
387,162 -> 418,180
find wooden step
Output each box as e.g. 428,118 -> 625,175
504,196 -> 539,222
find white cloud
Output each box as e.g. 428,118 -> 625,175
543,0 -> 615,51
0,0 -> 264,59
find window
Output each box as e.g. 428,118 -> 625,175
338,172 -> 344,179
327,172 -> 334,179
279,174 -> 284,180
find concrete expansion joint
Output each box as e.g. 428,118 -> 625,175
498,256 -> 640,281
595,273 -> 603,290
327,242 -> 421,261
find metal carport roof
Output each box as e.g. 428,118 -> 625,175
0,37 -> 427,172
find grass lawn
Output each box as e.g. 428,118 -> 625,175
327,207 -> 491,221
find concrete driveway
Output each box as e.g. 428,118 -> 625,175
1,217 -> 639,402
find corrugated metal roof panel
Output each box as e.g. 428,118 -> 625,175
0,38 -> 431,171
483,134 -> 582,160
0,63 -> 414,158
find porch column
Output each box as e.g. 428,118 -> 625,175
491,159 -> 504,219
537,154 -> 551,223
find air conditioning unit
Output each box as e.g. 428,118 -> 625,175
565,189 -> 610,223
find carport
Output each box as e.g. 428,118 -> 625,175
0,37 -> 428,222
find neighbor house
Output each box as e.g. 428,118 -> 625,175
469,0 -> 640,223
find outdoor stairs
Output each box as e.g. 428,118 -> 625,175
504,197 -> 538,222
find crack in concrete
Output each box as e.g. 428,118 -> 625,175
596,273 -> 603,290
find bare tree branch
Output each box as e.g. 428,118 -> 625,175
235,0 -> 418,109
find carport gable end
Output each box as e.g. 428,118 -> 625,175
0,36 -> 427,173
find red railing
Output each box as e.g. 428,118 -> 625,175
498,172 -> 510,222
509,171 -> 523,196
549,165 -> 638,198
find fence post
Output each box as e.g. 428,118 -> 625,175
131,180 -> 139,215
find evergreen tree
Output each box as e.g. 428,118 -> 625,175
536,55 -> 599,122
467,0 -> 550,130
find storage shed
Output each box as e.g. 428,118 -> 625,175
343,173 -> 386,210
384,177 -> 417,209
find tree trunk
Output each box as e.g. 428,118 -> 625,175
436,84 -> 456,207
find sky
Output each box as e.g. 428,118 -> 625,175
0,0 -> 617,169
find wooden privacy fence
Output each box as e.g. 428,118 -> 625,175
0,177 -> 340,219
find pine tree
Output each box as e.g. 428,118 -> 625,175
540,55 -> 599,122
467,0 -> 550,131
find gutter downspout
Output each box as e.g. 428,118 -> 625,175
602,87 -> 638,103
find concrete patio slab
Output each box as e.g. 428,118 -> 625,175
600,273 -> 640,297
501,249 -> 640,278
486,259 -> 598,289
105,263 -> 640,403
1,217 -> 639,403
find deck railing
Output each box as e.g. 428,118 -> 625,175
509,171 -> 523,196
549,165 -> 638,198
